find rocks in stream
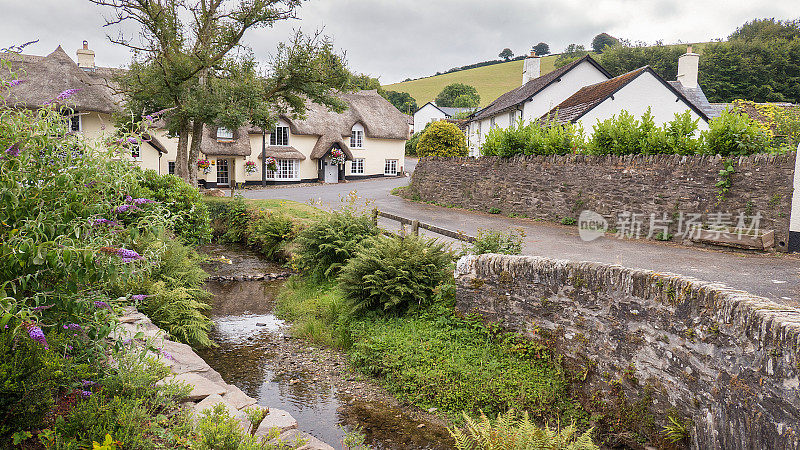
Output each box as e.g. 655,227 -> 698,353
206,272 -> 292,282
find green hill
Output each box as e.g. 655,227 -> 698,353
384,43 -> 711,109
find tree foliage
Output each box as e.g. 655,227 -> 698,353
384,90 -> 418,114
481,119 -> 585,156
435,83 -> 480,108
591,33 -> 620,53
533,42 -> 551,55
597,41 -> 685,79
416,121 -> 468,157
555,44 -> 589,68
499,48 -> 514,61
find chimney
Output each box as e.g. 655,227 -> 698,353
76,40 -> 95,71
522,49 -> 540,85
677,45 -> 699,89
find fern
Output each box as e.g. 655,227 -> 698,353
449,410 -> 598,450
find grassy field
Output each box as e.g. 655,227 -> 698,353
384,42 -> 711,108
384,55 -> 559,108
202,197 -> 326,222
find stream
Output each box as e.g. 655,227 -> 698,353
196,244 -> 454,450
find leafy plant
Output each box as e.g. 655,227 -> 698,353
416,121 -> 469,157
248,212 -> 296,261
561,217 -> 577,226
470,229 -> 525,255
337,235 -> 453,314
488,207 -> 502,214
661,414 -> 690,443
481,118 -> 584,156
192,403 -> 302,449
715,159 -> 736,203
703,110 -> 770,156
450,410 -> 598,450
295,210 -> 378,282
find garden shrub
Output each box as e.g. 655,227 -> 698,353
450,410 -> 598,450
295,210 -> 378,281
416,120 -> 468,157
220,196 -> 255,243
338,234 -> 453,314
134,169 -> 212,245
702,109 -> 771,156
192,403 -> 302,449
248,212 -> 296,261
482,119 -> 585,156
469,229 -> 525,255
406,122 -> 431,156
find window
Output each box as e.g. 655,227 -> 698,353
131,145 -> 140,159
384,159 -> 398,176
216,127 -> 234,140
269,125 -> 290,146
351,158 -> 365,175
351,126 -> 364,148
70,114 -> 81,132
267,159 -> 298,179
489,117 -> 496,129
168,161 -> 175,175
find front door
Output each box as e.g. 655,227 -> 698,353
324,158 -> 338,183
216,159 -> 230,187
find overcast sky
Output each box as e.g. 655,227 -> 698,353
2,0 -> 796,84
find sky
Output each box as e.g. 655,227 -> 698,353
2,0 -> 797,84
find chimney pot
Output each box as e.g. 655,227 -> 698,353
83,40 -> 88,49
687,45 -> 693,54
76,41 -> 95,70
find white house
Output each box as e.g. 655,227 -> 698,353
4,42 -> 408,187
413,102 -> 476,134
465,53 -> 613,155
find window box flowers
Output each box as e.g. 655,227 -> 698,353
197,159 -> 211,174
244,160 -> 257,174
265,156 -> 277,172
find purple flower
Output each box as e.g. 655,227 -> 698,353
132,198 -> 156,205
85,181 -> 97,188
81,380 -> 96,387
66,345 -> 73,351
55,89 -> 81,101
5,143 -> 20,157
26,324 -> 48,350
157,349 -> 175,361
115,204 -> 140,213
31,304 -> 54,311
125,195 -> 133,203
93,218 -> 118,226
8,79 -> 24,87
93,301 -> 111,309
78,390 -> 92,398
131,294 -> 149,302
63,323 -> 82,331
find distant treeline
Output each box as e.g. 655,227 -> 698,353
400,54 -> 534,83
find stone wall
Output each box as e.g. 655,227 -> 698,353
408,154 -> 795,251
116,308 -> 332,450
454,254 -> 800,449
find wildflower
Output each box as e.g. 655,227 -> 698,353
7,79 -> 24,87
31,304 -> 54,311
93,218 -> 118,226
115,204 -> 139,213
131,294 -> 149,302
94,301 -> 111,309
126,137 -> 139,144
81,380 -> 96,387
98,246 -> 144,262
5,143 -> 20,157
66,345 -> 73,351
78,390 -> 92,398
25,323 -> 48,350
55,88 -> 81,101
125,195 -> 133,203
63,323 -> 82,331
132,198 -> 156,205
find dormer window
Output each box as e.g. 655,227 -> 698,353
270,123 -> 290,146
217,127 -> 234,141
351,123 -> 364,148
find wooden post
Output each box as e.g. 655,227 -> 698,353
230,183 -> 235,197
411,219 -> 420,236
371,207 -> 378,227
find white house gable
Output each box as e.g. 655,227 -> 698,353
521,61 -> 610,122
413,103 -> 446,133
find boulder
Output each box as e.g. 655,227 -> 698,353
223,385 -> 257,410
162,372 -> 227,401
254,408 -> 297,436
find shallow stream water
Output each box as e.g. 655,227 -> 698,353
196,244 -> 453,449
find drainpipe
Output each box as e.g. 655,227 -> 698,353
261,129 -> 266,187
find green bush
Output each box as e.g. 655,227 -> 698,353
470,229 -> 525,255
450,410 -> 598,450
276,277 -> 354,349
338,235 -> 453,314
481,119 -> 585,156
295,210 -> 378,281
219,196 -> 255,243
702,109 -> 771,156
589,109 -> 703,155
134,169 -> 212,245
416,121 -> 469,157
192,403 -> 302,449
248,212 -> 296,261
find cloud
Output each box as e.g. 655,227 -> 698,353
1,0 -> 797,83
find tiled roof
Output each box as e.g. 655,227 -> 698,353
469,55 -> 611,122
668,81 -> 719,119
540,67 -> 648,125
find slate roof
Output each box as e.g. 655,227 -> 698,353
469,55 -> 612,122
668,81 -> 719,119
540,66 -> 711,125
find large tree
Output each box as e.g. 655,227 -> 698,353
384,90 -> 417,114
533,42 -> 550,56
91,0 -> 349,185
435,83 -> 480,108
499,48 -> 514,61
597,41 -> 685,79
554,43 -> 588,68
591,33 -> 620,53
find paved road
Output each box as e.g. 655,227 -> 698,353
244,175 -> 800,306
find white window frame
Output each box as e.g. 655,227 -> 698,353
350,123 -> 364,148
70,114 -> 81,132
217,127 -> 234,140
270,124 -> 290,146
351,158 -> 365,175
168,161 -> 176,175
489,117 -> 496,129
384,159 -> 398,176
266,159 -> 299,180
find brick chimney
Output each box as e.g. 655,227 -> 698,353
677,45 -> 699,89
76,40 -> 95,71
522,49 -> 540,85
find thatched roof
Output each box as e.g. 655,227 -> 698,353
1,46 -> 117,114
200,125 -> 251,156
256,146 -> 306,160
470,55 -> 611,122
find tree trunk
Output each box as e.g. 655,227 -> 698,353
188,120 -> 204,187
175,118 -> 190,181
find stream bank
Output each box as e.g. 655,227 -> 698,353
197,244 -> 455,449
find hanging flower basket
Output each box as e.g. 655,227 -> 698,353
244,160 -> 257,174
329,148 -> 345,165
265,156 -> 277,172
197,159 -> 211,174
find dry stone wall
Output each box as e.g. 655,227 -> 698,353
455,254 -> 800,450
408,153 -> 795,251
115,307 -> 332,450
